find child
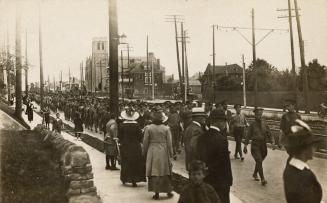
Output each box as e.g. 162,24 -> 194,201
178,160 -> 221,203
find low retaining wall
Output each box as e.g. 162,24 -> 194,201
34,125 -> 102,203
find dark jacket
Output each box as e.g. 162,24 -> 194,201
184,122 -> 204,170
178,182 -> 221,203
74,117 -> 83,132
283,162 -> 322,203
198,127 -> 233,187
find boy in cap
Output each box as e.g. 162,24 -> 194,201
243,107 -> 273,186
178,160 -> 221,203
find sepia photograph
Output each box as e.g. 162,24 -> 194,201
0,0 -> 326,202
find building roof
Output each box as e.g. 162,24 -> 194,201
130,62 -> 164,74
204,63 -> 243,75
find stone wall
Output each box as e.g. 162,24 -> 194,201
34,125 -> 101,203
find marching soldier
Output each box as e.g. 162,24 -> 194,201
243,107 -> 274,186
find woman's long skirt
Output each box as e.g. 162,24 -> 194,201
148,176 -> 173,193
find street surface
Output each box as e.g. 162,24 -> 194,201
16,103 -> 327,203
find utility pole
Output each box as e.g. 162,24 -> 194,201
47,75 -> 50,92
39,2 -> 44,110
212,25 -> 217,103
151,59 -> 155,100
184,30 -> 189,102
165,15 -> 184,101
181,23 -> 185,103
6,26 -> 11,102
242,54 -> 247,107
127,44 -> 130,89
252,8 -> 257,107
53,76 -> 55,92
15,8 -> 22,118
108,0 -> 119,118
277,0 -> 298,106
25,29 -> 28,95
146,35 -> 150,98
216,10 -> 287,107
60,70 -> 62,91
69,66 -> 71,91
294,0 -> 309,113
121,50 -> 124,100
100,60 -> 103,92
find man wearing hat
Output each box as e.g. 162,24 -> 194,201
184,107 -> 207,171
243,107 -> 273,186
283,119 -> 323,203
280,99 -> 301,150
168,105 -> 182,160
197,109 -> 233,203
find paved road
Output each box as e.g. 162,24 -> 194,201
24,103 -> 327,203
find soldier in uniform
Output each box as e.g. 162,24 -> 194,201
168,105 -> 181,160
243,107 -> 274,186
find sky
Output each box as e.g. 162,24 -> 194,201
0,0 -> 327,84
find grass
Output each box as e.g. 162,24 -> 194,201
1,129 -> 68,203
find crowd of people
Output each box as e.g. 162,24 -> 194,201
26,93 -> 323,203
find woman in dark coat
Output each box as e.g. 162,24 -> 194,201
26,101 -> 34,123
74,112 -> 83,140
119,108 -> 146,187
283,119 -> 323,203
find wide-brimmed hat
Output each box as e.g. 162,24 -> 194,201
284,119 -> 324,152
192,107 -> 206,117
120,110 -> 140,121
209,109 -> 226,120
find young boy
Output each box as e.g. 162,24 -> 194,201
178,160 -> 221,203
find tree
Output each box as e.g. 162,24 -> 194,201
299,59 -> 326,91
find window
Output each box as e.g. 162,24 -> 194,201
102,43 -> 105,50
97,42 -> 100,50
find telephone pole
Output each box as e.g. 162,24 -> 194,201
108,0 -> 119,118
242,54 -> 247,107
25,29 -> 28,95
6,26 -> 11,102
216,9 -> 288,107
165,15 -> 184,101
39,2 -> 44,110
151,59 -> 155,100
146,35 -> 150,98
277,0 -> 298,107
294,0 -> 309,113
120,50 -> 124,100
252,9 -> 258,107
184,30 -> 189,102
15,8 -> 22,118
212,25 -> 218,103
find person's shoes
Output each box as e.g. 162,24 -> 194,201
261,180 -> 267,186
234,155 -> 240,159
253,174 -> 260,181
105,166 -> 110,170
167,192 -> 174,198
152,193 -> 159,200
173,155 -> 177,160
111,167 -> 119,170
240,157 -> 244,161
132,182 -> 137,187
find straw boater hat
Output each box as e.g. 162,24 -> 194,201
191,107 -> 207,117
284,119 -> 324,154
120,110 -> 140,121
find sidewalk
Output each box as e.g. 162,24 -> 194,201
25,103 -> 327,202
21,105 -> 179,203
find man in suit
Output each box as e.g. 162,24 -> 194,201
198,109 -> 233,203
184,107 -> 207,171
